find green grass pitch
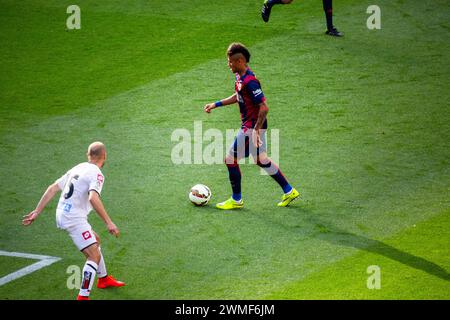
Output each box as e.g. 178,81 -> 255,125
0,0 -> 449,299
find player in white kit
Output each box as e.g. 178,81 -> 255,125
22,142 -> 125,300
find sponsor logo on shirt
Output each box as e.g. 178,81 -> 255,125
253,89 -> 262,97
96,174 -> 104,190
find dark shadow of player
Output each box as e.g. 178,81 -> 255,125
287,206 -> 450,282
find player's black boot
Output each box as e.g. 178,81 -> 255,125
261,1 -> 272,23
325,27 -> 343,37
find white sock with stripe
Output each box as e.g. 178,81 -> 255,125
79,260 -> 98,297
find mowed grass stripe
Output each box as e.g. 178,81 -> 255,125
0,0 -> 299,124
266,208 -> 450,299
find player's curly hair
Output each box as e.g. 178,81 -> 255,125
227,42 -> 251,63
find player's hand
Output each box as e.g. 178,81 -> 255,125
107,222 -> 120,237
204,103 -> 216,113
252,129 -> 262,148
22,210 -> 39,226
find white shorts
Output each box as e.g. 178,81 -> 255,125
65,222 -> 98,251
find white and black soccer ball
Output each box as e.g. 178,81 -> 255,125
189,184 -> 211,206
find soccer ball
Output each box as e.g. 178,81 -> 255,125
189,184 -> 212,206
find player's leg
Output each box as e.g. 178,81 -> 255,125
66,224 -> 99,300
92,231 -> 125,289
228,130 -> 249,204
256,152 -> 292,193
323,0 -> 343,36
251,130 -> 299,206
68,224 -> 120,300
92,231 -> 107,278
256,152 -> 300,206
225,154 -> 243,202
78,243 -> 101,300
217,130 -> 247,210
262,0 -> 293,23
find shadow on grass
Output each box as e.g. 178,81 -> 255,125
289,206 -> 450,282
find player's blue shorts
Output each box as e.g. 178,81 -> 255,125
228,127 -> 267,160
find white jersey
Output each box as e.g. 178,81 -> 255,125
55,162 -> 104,229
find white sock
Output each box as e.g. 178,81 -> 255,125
97,247 -> 107,278
79,260 -> 98,297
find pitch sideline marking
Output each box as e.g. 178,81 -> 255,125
0,250 -> 62,287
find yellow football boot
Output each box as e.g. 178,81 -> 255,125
216,198 -> 244,210
277,188 -> 300,207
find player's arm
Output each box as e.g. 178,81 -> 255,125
204,93 -> 237,113
88,191 -> 120,237
252,101 -> 269,147
254,101 -> 269,131
22,182 -> 61,226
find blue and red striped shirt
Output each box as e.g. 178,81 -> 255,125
235,68 -> 267,129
